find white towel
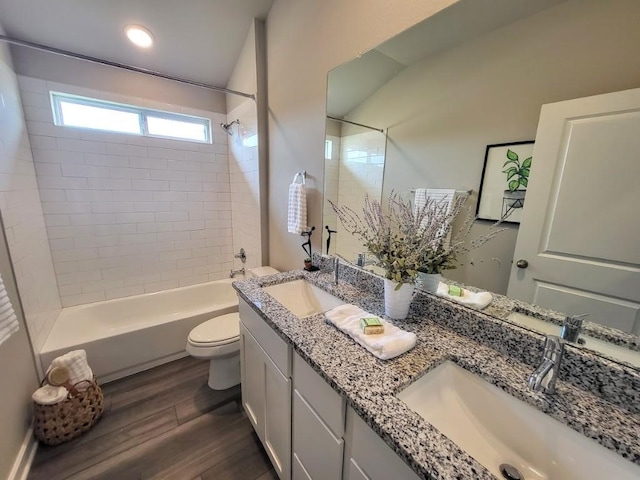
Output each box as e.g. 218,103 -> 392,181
49,350 -> 93,391
32,384 -> 69,405
436,282 -> 493,310
287,179 -> 307,235
0,274 -> 19,347
325,304 -> 417,360
413,188 -> 462,249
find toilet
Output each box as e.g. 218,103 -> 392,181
186,266 -> 279,390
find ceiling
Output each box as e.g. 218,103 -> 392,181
0,0 -> 274,87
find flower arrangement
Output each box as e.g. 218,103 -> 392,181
330,192 -> 504,284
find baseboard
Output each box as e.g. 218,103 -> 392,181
7,430 -> 37,480
99,351 -> 189,384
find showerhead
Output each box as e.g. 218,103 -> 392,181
220,119 -> 240,136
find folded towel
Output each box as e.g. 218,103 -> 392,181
32,384 -> 69,405
0,274 -> 19,346
49,350 -> 93,391
436,282 -> 493,310
287,179 -> 307,235
325,304 -> 417,360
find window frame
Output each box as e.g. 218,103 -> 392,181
50,92 -> 212,144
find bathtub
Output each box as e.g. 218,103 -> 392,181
40,279 -> 239,383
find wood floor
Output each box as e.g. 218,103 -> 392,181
28,356 -> 277,480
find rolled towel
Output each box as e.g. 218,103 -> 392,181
325,304 -> 417,360
436,282 -> 493,310
49,350 -> 93,391
32,384 -> 69,405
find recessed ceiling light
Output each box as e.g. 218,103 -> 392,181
125,25 -> 154,48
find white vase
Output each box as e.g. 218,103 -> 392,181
418,272 -> 441,293
383,279 -> 415,320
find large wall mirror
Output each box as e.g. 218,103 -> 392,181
322,0 -> 640,369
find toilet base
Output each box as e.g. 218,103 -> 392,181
208,353 -> 241,390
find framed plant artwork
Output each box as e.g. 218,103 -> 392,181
476,141 -> 534,224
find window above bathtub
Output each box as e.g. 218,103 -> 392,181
50,92 -> 212,143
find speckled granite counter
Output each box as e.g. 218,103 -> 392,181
233,267 -> 640,480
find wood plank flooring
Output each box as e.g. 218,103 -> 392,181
29,357 -> 276,480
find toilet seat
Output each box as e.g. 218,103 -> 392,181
188,313 -> 239,347
186,313 -> 240,359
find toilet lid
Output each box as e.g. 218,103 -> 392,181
188,313 -> 239,346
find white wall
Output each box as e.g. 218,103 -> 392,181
346,0 -> 640,294
265,0 -> 458,271
226,21 -> 263,271
0,40 -> 61,353
0,29 -> 41,480
18,76 -> 234,306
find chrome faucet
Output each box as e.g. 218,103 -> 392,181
229,267 -> 245,278
528,335 -> 564,394
561,313 -> 587,343
331,256 -> 339,285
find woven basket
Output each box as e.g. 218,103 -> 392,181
33,377 -> 104,446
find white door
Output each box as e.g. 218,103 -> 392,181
507,88 -> 640,334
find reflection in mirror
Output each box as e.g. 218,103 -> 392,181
322,117 -> 386,263
322,0 -> 640,368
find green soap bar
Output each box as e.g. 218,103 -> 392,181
360,317 -> 382,328
448,285 -> 463,297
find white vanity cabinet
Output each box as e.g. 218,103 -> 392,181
239,300 -> 292,480
292,352 -> 346,480
343,407 -> 421,480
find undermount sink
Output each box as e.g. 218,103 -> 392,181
263,279 -> 345,318
507,311 -> 640,368
397,361 -> 639,480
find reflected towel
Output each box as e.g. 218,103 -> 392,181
413,188 -> 464,249
50,350 -> 93,391
287,181 -> 307,235
436,282 -> 493,310
325,304 -> 417,360
0,274 -> 19,346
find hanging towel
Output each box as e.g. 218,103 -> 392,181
436,282 -> 493,310
49,350 -> 93,391
287,174 -> 307,235
0,273 -> 19,347
325,304 -> 417,360
414,188 -> 464,249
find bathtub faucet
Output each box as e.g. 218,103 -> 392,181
229,267 -> 245,278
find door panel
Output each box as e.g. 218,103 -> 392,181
264,354 -> 292,480
241,325 -> 265,436
508,88 -> 640,334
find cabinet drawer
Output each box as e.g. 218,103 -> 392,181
240,299 -> 291,376
347,459 -> 371,480
293,352 -> 345,437
293,389 -> 344,480
347,407 -> 420,480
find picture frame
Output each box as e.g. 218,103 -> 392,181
476,141 -> 534,224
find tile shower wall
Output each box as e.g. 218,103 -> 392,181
0,53 -> 61,351
18,76 -> 234,307
335,130 -> 385,262
228,99 -> 262,270
323,134 -> 341,256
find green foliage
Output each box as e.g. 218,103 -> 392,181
502,149 -> 532,192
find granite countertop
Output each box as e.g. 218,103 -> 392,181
233,268 -> 640,480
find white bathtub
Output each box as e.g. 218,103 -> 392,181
40,279 -> 239,383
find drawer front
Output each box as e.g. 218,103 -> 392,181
347,407 -> 420,480
240,299 -> 291,376
293,389 -> 344,480
347,459 -> 371,480
292,453 -> 313,480
293,352 -> 346,437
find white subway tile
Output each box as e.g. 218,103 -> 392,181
106,143 -> 147,157
62,291 -> 106,307
146,147 -> 184,160
69,213 -> 117,226
109,167 -> 151,180
134,202 -> 170,212
132,179 -> 169,191
150,170 -> 186,181
115,212 -> 155,224
56,269 -> 102,286
32,149 -> 84,165
88,178 -> 132,190
95,224 -> 137,236
91,202 -> 135,213
61,164 -> 110,178
65,190 -> 113,202
39,189 -> 66,202
85,153 -> 129,168
57,138 -> 107,154
115,191 -> 153,202
42,202 -> 92,215
105,285 -> 145,300
144,279 -> 179,293
52,247 -> 99,263
172,220 -> 205,231
44,214 -> 71,227
168,160 -> 201,172
129,156 -> 168,170
38,176 -> 89,190
170,181 -> 202,192
155,211 -> 189,222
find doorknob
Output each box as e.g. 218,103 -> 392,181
516,259 -> 529,269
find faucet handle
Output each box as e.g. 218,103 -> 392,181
561,314 -> 587,342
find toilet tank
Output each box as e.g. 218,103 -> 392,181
247,266 -> 279,278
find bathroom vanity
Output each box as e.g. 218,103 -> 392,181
234,264 -> 640,480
